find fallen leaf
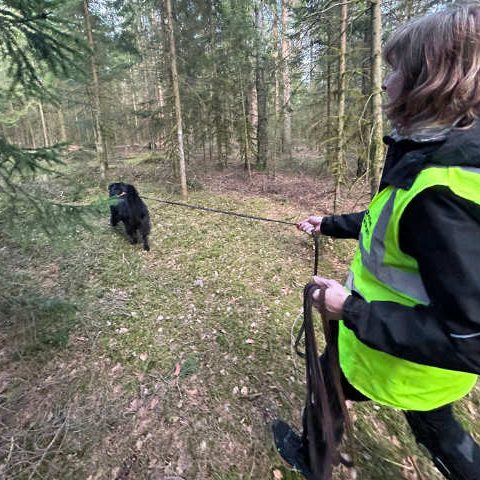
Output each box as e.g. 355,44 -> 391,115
174,362 -> 181,376
273,469 -> 283,479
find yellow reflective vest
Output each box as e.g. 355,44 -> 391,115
339,166 -> 479,410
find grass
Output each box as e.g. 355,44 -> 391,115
0,156 -> 478,479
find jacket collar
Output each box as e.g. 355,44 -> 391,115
382,121 -> 480,190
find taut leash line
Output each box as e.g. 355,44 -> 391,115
141,195 -> 297,226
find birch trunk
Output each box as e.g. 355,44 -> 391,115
164,0 -> 188,198
369,0 -> 384,197
83,0 -> 108,180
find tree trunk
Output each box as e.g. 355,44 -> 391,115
369,0 -> 384,197
83,0 -> 108,180
281,0 -> 292,161
164,0 -> 188,198
58,109 -> 67,143
404,0 -> 414,20
358,22 -> 371,177
326,22 -> 333,166
151,10 -> 167,149
239,74 -> 251,176
271,4 -> 280,177
28,121 -> 37,149
38,102 -> 49,147
255,5 -> 268,170
334,1 -> 348,212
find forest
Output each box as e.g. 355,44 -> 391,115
1,0 -> 479,479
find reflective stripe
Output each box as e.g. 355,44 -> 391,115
358,191 -> 430,304
460,167 -> 480,174
345,271 -> 354,290
450,332 -> 480,339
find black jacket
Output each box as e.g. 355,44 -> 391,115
321,123 -> 480,375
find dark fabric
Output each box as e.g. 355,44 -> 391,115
405,406 -> 480,480
323,123 -> 480,374
272,420 -> 315,480
382,121 -> 480,190
320,211 -> 366,239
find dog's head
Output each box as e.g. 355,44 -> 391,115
108,182 -> 128,198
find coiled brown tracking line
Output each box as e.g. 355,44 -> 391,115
295,235 -> 352,479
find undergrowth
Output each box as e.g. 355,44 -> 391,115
0,156 -> 477,479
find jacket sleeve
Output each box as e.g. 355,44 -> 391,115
320,211 -> 366,239
342,186 -> 480,375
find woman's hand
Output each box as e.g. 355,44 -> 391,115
311,276 -> 349,321
297,215 -> 323,235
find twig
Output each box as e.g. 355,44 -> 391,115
27,414 -> 68,480
3,436 -> 15,470
379,456 -> 414,470
407,455 -> 426,480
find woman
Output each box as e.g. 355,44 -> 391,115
278,4 -> 480,479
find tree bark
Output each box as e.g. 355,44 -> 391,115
239,74 -> 251,176
326,22 -> 333,166
58,108 -> 67,143
334,1 -> 348,212
28,121 -> 37,149
83,0 -> 108,180
358,21 -> 371,177
369,0 -> 384,197
38,101 -> 49,147
281,0 -> 292,161
255,5 -> 268,170
164,0 -> 188,198
404,0 -> 414,20
271,4 -> 280,177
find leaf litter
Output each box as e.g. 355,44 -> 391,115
0,161 -> 476,479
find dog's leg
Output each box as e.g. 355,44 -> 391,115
142,233 -> 150,251
110,207 -> 119,226
125,225 -> 138,244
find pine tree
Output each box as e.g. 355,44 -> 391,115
0,0 -> 88,231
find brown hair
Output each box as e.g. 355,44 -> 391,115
384,3 -> 480,130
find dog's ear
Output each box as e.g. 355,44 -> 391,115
126,184 -> 139,196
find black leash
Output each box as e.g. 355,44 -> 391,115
141,195 -> 297,226
296,234 -> 352,479
294,234 -> 320,358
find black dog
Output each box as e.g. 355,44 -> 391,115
108,182 -> 151,251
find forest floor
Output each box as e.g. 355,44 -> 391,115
0,150 -> 478,480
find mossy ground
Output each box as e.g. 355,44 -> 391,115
0,153 -> 478,479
